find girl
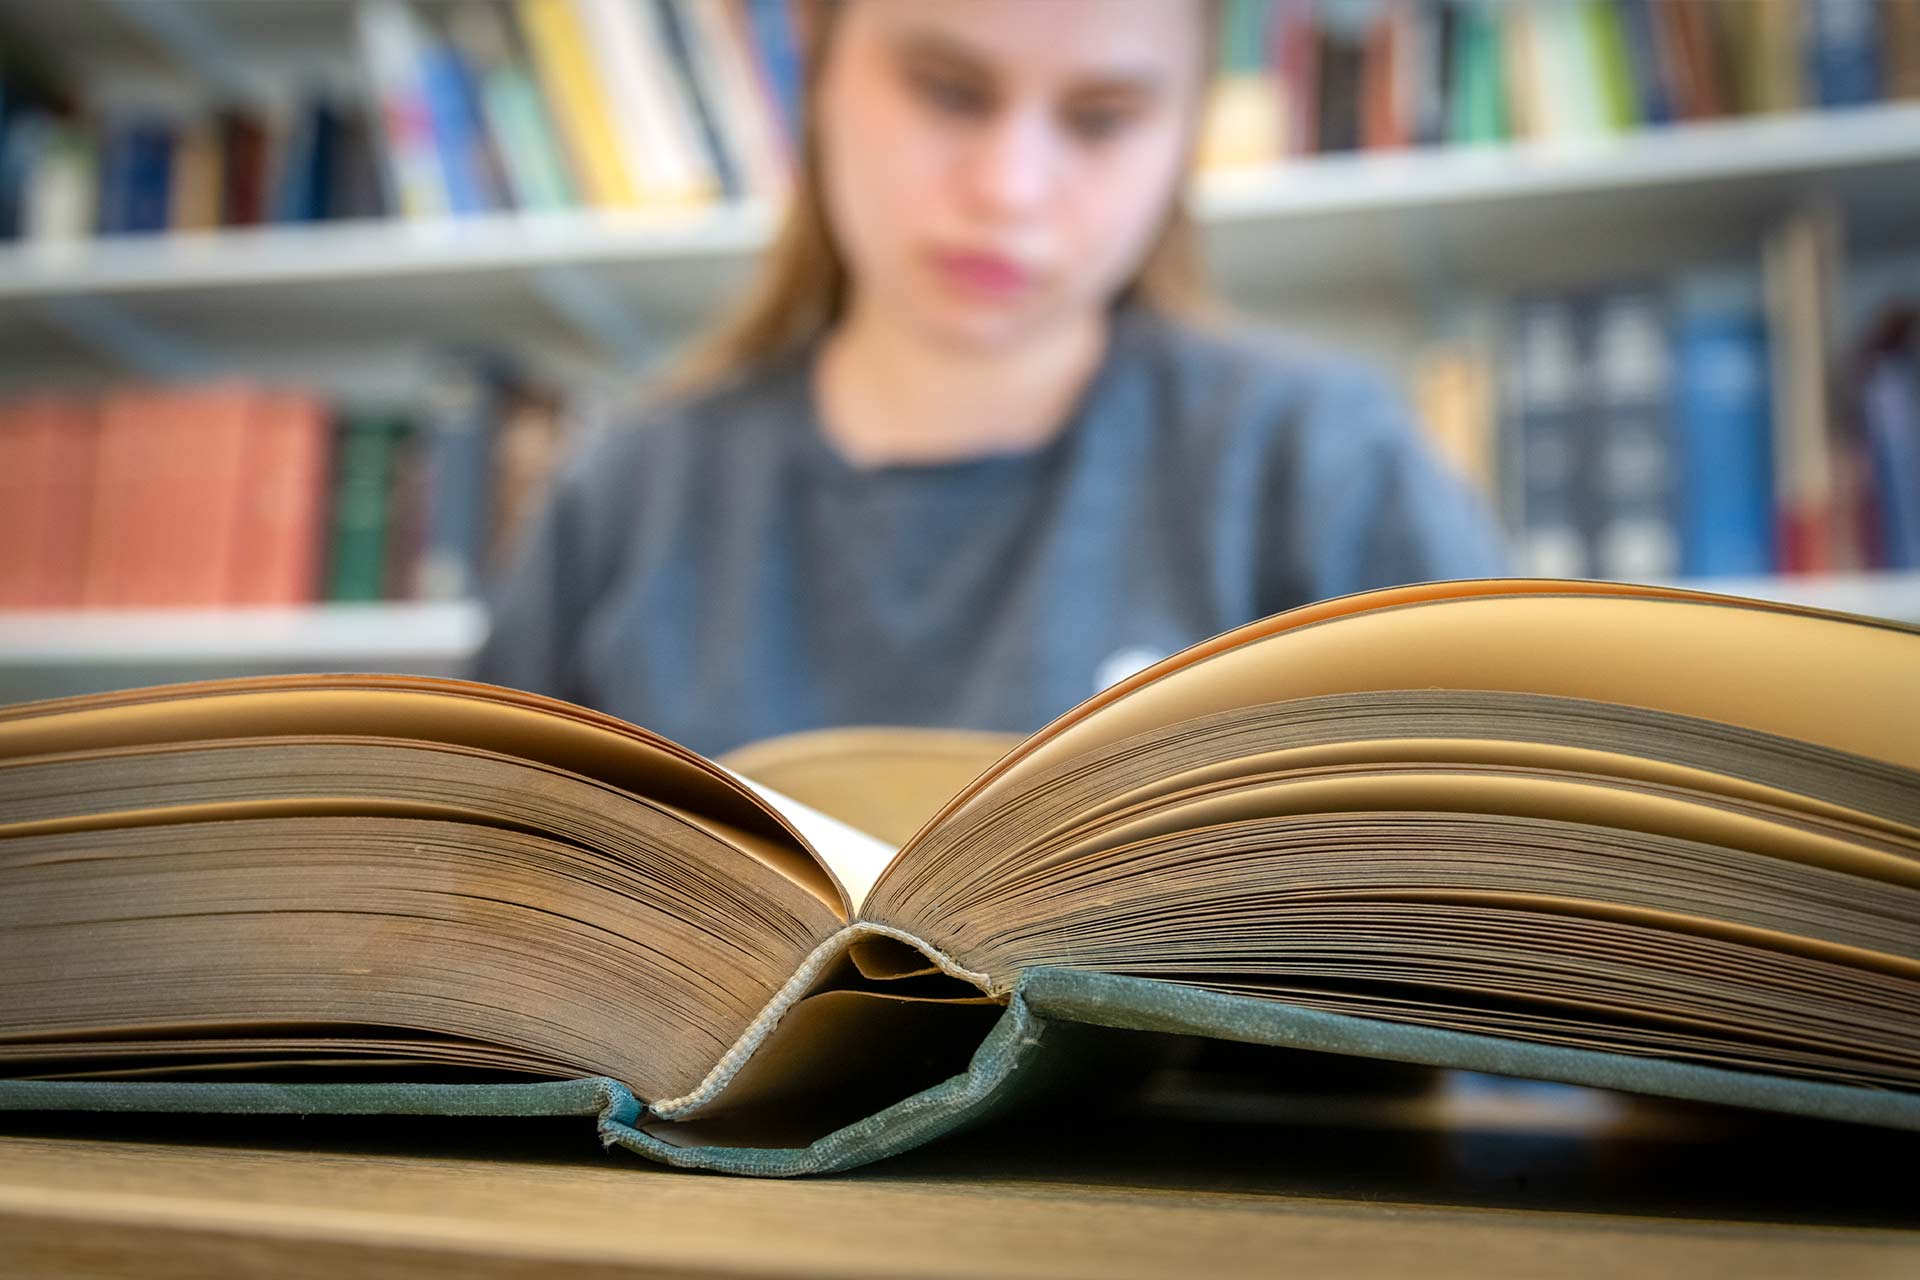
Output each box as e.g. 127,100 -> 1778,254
477,0 -> 1507,757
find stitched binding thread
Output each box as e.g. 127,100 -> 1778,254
645,923 -> 991,1120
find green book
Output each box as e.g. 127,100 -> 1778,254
324,410 -> 408,602
1448,2 -> 1509,145
1580,0 -> 1641,134
3,580 -> 1918,1175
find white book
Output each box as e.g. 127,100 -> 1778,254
679,0 -> 786,199
354,0 -> 449,219
575,0 -> 711,204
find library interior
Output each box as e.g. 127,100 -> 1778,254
1,2 -> 1918,1276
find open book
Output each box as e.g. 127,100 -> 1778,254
3,579 -> 1918,1175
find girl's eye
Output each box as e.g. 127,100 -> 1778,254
913,71 -> 991,116
1063,105 -> 1131,143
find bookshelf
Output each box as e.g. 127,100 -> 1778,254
2,102 -> 1919,389
2,1 -> 1918,693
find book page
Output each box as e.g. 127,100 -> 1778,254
726,770 -> 898,913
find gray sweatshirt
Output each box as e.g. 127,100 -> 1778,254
474,306 -> 1509,757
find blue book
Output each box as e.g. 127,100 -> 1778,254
1614,0 -> 1673,125
414,352 -> 510,600
743,0 -> 804,149
272,97 -> 339,223
1804,0 -> 1883,106
96,119 -> 173,234
1864,351 -> 1920,569
1674,277 -> 1776,577
419,38 -> 505,213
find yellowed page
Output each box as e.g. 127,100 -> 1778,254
978,593 -> 1918,812
719,727 -> 1019,847
0,677 -> 850,915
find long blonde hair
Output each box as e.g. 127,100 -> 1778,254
665,0 -> 1218,394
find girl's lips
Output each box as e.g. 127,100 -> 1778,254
929,248 -> 1035,297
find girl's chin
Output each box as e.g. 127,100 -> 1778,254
908,293 -> 1065,353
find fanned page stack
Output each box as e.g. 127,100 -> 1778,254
3,579 -> 1919,1176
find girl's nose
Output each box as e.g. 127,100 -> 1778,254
959,107 -> 1059,222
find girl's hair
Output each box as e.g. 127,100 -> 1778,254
664,0 -> 1218,393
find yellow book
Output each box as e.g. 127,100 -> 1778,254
516,0 -> 639,207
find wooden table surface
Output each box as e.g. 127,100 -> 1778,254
3,1066 -> 1918,1279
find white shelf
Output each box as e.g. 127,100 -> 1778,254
0,103 -> 1915,322
0,600 -> 488,666
1655,571 -> 1920,623
1193,100 -> 1920,222
0,202 -> 781,300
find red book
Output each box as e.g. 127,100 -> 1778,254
0,397 -> 97,608
84,387 -> 255,607
1270,0 -> 1320,157
229,392 -> 333,605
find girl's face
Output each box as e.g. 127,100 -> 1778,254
814,0 -> 1207,352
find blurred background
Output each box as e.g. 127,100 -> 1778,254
0,0 -> 1916,701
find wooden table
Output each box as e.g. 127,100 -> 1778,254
3,1070 -> 1917,1279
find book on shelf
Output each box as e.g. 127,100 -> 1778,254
1,578 -> 1917,1175
3,0 -> 1919,246
0,360 -> 569,614
1673,272 -> 1777,577
1430,202 -> 1918,583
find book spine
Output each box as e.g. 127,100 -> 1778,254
382,424 -> 428,600
1614,0 -> 1674,125
1200,0 -> 1284,171
516,0 -> 640,206
357,0 -> 451,219
167,118 -> 223,231
217,110 -> 270,226
230,393 -> 332,605
1448,1 -> 1507,144
1585,290 -> 1679,579
82,391 -> 160,606
273,97 -> 339,223
1764,207 -> 1844,573
739,0 -> 804,151
1674,274 -> 1777,577
655,0 -> 741,199
1581,0 -> 1641,132
684,0 -> 788,199
33,397 -> 99,608
1886,0 -> 1920,99
589,0 -> 690,203
172,386 -> 258,606
98,120 -> 173,235
20,122 -> 94,243
326,411 -> 404,602
1315,9 -> 1366,153
1505,298 -> 1590,577
0,399 -> 43,606
1804,0 -> 1884,106
328,102 -> 392,220
418,33 -> 507,214
414,357 -> 506,600
480,60 -> 577,211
